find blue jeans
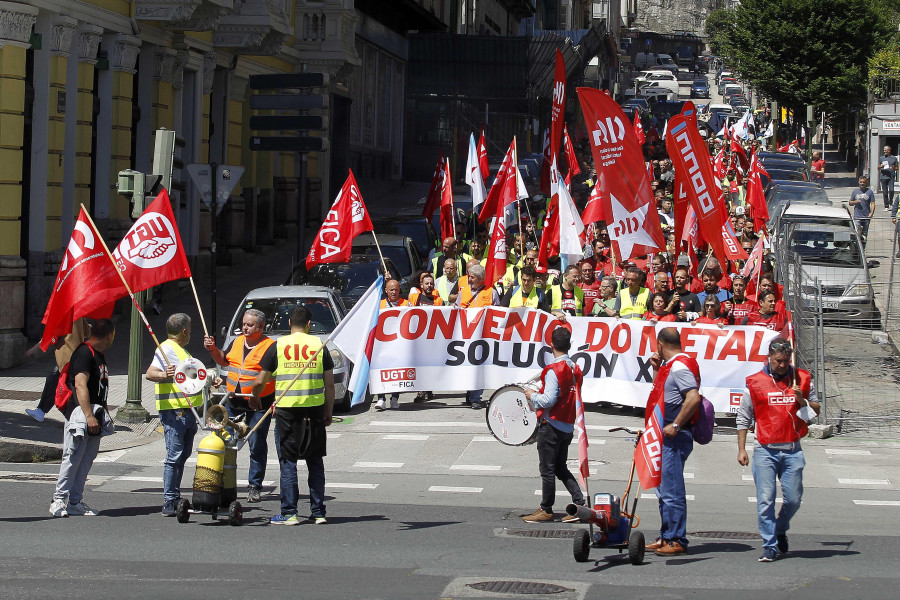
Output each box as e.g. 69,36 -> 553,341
752,445 -> 805,549
160,408 -> 197,503
227,406 -> 270,490
655,431 -> 693,546
467,390 -> 484,404
273,426 -> 326,518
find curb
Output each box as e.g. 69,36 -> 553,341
0,438 -> 62,463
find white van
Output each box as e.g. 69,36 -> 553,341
656,54 -> 678,74
634,70 -> 679,95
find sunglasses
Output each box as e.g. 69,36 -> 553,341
769,342 -> 793,353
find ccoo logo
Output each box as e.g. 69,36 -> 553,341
591,117 -> 626,147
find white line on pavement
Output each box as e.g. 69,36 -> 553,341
371,421 -> 482,428
852,500 -> 900,506
825,449 -> 872,456
450,464 -> 501,471
94,449 -> 132,463
383,434 -> 430,441
742,474 -> 754,481
328,433 -> 342,439
838,478 -> 891,485
353,461 -> 404,468
586,439 -> 607,445
326,483 -> 379,490
106,476 -> 276,486
748,497 -> 785,504
585,425 -> 620,431
472,435 -> 496,442
684,473 -> 695,479
641,493 -> 694,501
429,485 -> 483,493
534,490 -> 572,496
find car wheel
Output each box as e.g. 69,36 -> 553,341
334,388 -> 352,413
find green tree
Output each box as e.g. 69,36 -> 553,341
719,0 -> 893,115
704,9 -> 736,57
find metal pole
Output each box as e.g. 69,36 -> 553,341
814,277 -> 821,420
817,277 -> 826,422
299,153 -> 308,266
885,224 -> 898,334
118,287 -> 148,423
210,162 -> 218,335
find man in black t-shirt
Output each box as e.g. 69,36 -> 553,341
50,319 -> 115,518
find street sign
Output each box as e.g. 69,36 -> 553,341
186,164 -> 214,207
249,72 -> 328,90
216,165 -> 244,215
250,94 -> 327,111
249,136 -> 329,152
249,115 -> 327,131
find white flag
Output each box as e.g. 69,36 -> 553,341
465,133 -> 487,210
551,157 -> 584,262
513,136 -> 529,200
330,275 -> 384,406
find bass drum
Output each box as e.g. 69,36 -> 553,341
486,385 -> 539,446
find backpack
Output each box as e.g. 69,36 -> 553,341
54,344 -> 95,413
690,396 -> 715,445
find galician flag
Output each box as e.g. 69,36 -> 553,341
331,275 -> 384,407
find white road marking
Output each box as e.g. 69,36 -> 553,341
472,435 -> 496,442
742,474 -> 754,481
326,483 -> 379,490
535,490 -> 573,496
586,425 -> 620,431
838,478 -> 890,485
328,433 -> 342,439
641,493 -> 694,501
450,464 -> 501,471
106,475 -> 275,486
371,421 -> 482,428
429,485 -> 483,493
94,449 -> 132,463
586,439 -> 607,445
853,500 -> 900,506
749,497 -> 785,504
353,461 -> 404,468
684,473 -> 695,479
825,449 -> 871,456
383,434 -> 430,441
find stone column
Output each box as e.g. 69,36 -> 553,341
0,1 -> 37,365
152,46 -> 177,130
45,16 -> 77,249
75,25 -> 102,214
108,34 -> 140,224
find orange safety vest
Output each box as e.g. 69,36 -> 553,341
225,335 -> 275,397
380,298 -> 410,308
409,290 -> 443,306
458,285 -> 494,308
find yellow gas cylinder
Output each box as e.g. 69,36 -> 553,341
192,433 -> 225,510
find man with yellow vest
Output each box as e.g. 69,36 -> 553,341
253,305 -> 335,525
146,313 -> 210,517
203,308 -> 274,504
500,265 -> 548,310
615,267 -> 651,319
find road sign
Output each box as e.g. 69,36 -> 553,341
249,72 -> 328,90
250,94 -> 327,111
186,164 -> 213,207
249,136 -> 329,152
216,165 -> 244,215
249,115 -> 327,131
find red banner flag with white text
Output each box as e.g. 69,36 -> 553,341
478,126 -> 490,180
581,182 -> 605,226
112,189 -> 192,294
745,150 -> 770,231
550,49 -> 566,163
421,154 -> 444,221
40,208 -> 127,350
633,111 -> 646,146
439,158 -> 455,240
478,138 -> 519,223
563,124 -> 580,176
306,170 -> 374,269
574,385 -> 590,489
537,196 -> 559,268
635,402 -> 664,490
577,88 -> 665,261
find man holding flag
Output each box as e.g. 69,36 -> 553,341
644,327 -> 702,555
522,327 -> 587,523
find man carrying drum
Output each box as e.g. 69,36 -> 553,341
521,327 -> 587,523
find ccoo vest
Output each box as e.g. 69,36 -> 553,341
746,369 -> 811,445
537,360 -> 583,425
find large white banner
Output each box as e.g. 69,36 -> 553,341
368,307 -> 779,413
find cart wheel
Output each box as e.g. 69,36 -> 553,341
210,509 -> 218,521
175,499 -> 191,523
573,529 -> 591,563
629,530 -> 645,565
228,501 -> 243,526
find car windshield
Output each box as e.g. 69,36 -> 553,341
308,262 -> 385,299
352,244 -> 411,276
234,297 -> 338,336
375,221 -> 431,258
693,80 -> 707,86
791,229 -> 863,267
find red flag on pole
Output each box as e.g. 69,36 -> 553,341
112,189 -> 192,294
306,170 -> 374,269
745,151 -> 770,230
563,124 -> 581,176
550,49 -> 567,163
478,138 -> 518,223
484,214 -> 508,288
421,153 -> 444,221
40,208 -> 128,350
577,88 -> 665,261
633,111 -> 646,146
478,126 -> 490,180
574,384 -> 590,489
439,158 -> 455,240
537,196 -> 559,267
673,182 -> 689,253
581,183 -> 605,226
635,402 -> 664,490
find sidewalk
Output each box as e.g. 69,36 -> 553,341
0,181 -> 426,462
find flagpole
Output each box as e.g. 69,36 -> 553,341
188,276 -> 209,337
370,231 -> 388,276
79,205 -> 172,367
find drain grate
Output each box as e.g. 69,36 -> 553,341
506,528 -> 577,539
467,581 -> 571,595
0,389 -> 42,402
0,473 -> 57,482
692,531 -> 758,540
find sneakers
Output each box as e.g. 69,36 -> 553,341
561,514 -> 580,523
470,401 -> 484,410
777,534 -> 789,554
390,396 -> 399,410
646,538 -> 666,551
66,501 -> 97,516
247,487 -> 261,503
314,517 -> 327,525
655,541 -> 687,556
161,500 -> 177,517
522,508 -> 554,523
49,499 -> 68,518
374,398 -> 385,411
758,547 -> 780,562
26,408 -> 45,423
270,513 -> 300,525
413,391 -> 431,403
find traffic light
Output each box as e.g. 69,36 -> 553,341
152,128 -> 186,193
117,170 -> 164,218
248,72 -> 328,153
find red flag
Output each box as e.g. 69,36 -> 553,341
563,124 -> 581,176
112,189 -> 192,294
581,183 -> 605,226
306,170 -> 374,269
673,182 -> 689,253
633,111 -> 646,146
540,128 -> 551,195
746,151 -> 770,230
478,126 -> 490,180
40,208 -> 128,350
667,115 -> 746,266
713,145 -> 726,180
484,213 -> 507,288
778,139 -> 799,153
550,49 -> 566,163
741,235 -> 766,279
421,153 -> 444,220
478,138 -> 519,223
537,196 -> 559,267
635,402 -> 664,490
439,158 -> 455,240
731,137 -> 750,171
577,88 -> 665,261
574,380 -> 590,488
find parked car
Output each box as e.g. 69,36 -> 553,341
287,256 -> 402,309
690,79 -> 710,99
760,170 -> 808,189
221,285 -> 353,410
765,184 -> 831,224
758,151 -> 805,163
635,70 -> 680,96
639,86 -> 678,102
350,234 -> 422,281
372,215 -> 438,260
717,77 -> 737,95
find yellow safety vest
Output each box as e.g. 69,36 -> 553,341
274,331 -> 325,408
155,339 -> 203,411
618,288 -> 651,319
509,285 -> 545,309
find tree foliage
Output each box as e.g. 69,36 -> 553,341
708,0 -> 893,114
